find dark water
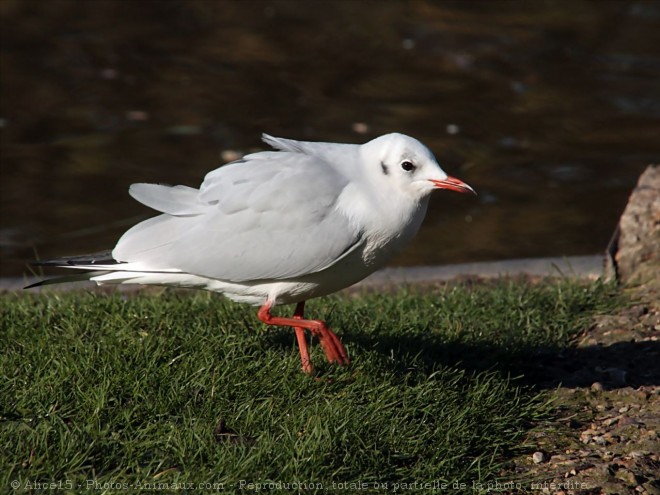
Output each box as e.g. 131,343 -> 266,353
2,1 -> 660,278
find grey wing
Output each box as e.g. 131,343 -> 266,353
112,152 -> 363,282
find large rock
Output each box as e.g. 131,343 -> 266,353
609,165 -> 659,289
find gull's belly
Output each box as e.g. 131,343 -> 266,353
207,248 -> 381,305
220,224 -> 421,305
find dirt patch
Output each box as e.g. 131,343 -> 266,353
506,289 -> 659,494
505,166 -> 660,494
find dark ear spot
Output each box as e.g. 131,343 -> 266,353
380,161 -> 389,175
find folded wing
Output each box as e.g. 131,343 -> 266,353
113,151 -> 363,282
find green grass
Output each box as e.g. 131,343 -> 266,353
1,279 -> 618,493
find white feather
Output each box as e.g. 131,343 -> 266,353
129,183 -> 203,216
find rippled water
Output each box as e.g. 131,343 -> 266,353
2,1 -> 659,278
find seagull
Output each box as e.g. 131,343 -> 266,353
28,133 -> 475,373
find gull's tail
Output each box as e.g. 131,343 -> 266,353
24,251 -> 118,289
24,251 -> 198,291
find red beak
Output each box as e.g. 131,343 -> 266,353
429,176 -> 476,195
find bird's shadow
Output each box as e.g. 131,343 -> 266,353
264,325 -> 660,390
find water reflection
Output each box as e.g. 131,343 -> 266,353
1,1 -> 659,277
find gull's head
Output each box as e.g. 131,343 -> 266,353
361,133 -> 475,199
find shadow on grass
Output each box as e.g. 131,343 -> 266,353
263,327 -> 660,390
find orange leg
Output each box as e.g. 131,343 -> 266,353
257,300 -> 350,373
292,302 -> 312,374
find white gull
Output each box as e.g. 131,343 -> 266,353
30,133 -> 474,373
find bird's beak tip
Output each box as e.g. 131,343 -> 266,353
430,176 -> 476,195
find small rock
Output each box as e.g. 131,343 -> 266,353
618,416 -> 640,426
592,435 -> 608,445
615,468 -> 640,485
591,381 -> 604,391
532,451 -> 548,464
602,432 -> 618,443
603,416 -> 621,426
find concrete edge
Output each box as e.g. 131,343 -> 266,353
356,255 -> 604,288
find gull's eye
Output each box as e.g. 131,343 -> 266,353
401,160 -> 415,172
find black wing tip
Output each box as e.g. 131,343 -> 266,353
25,251 -> 117,289
24,279 -> 48,289
23,270 -> 109,290
30,251 -> 118,267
